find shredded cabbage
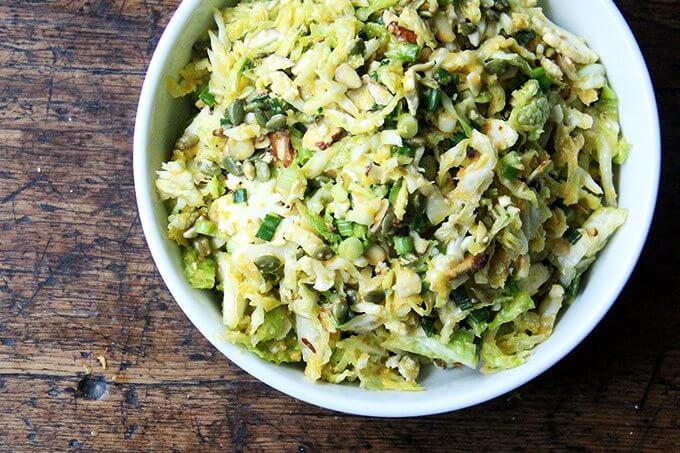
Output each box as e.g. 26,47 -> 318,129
157,0 -> 628,389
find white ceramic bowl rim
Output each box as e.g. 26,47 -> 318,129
134,0 -> 660,417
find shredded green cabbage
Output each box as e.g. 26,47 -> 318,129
157,0 -> 628,389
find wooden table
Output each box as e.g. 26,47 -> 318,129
0,0 -> 677,450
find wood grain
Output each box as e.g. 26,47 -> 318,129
0,0 -> 678,450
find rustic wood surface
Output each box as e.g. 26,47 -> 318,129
0,0 -> 678,451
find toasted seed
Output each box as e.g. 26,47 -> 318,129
243,160 -> 255,180
255,160 -> 271,182
331,298 -> 349,323
197,159 -> 222,176
246,92 -> 268,103
311,245 -> 334,261
254,111 -> 268,127
228,138 -> 255,160
366,244 -> 387,266
176,133 -> 199,150
222,156 -> 244,176
228,100 -> 245,126
245,101 -> 266,112
265,114 -> 287,131
334,63 -> 362,89
254,255 -> 282,274
364,289 -> 385,304
263,266 -> 284,283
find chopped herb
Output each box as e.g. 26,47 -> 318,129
336,219 -> 355,237
564,227 -> 582,245
530,67 -> 552,92
566,273 -> 582,302
393,145 -> 415,157
451,132 -> 468,146
411,212 -> 432,235
514,29 -> 537,46
394,236 -> 414,256
198,86 -> 216,107
421,317 -> 436,337
256,214 -> 282,241
425,88 -> 442,111
233,188 -> 248,203
451,287 -> 474,310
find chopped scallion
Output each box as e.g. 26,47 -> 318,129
199,86 -> 216,107
451,287 -> 474,310
393,145 -> 415,157
425,88 -> 442,111
421,317 -> 436,337
337,237 -> 364,261
336,219 -> 355,237
514,29 -> 537,46
233,188 -> 248,203
530,67 -> 552,92
256,214 -> 282,241
564,227 -> 582,245
394,236 -> 414,256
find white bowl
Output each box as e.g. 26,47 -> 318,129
133,0 -> 660,416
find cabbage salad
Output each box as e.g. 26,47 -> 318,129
156,0 -> 628,390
